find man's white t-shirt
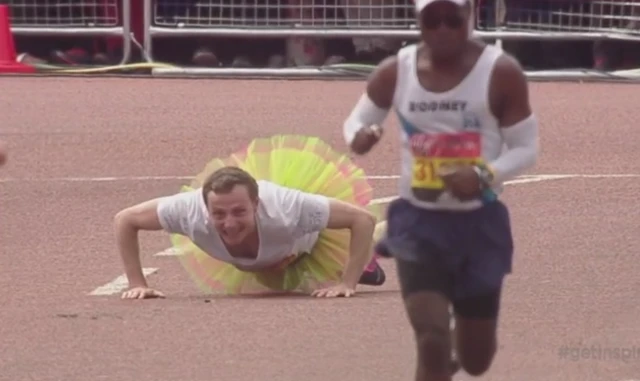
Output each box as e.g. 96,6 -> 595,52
156,180 -> 331,271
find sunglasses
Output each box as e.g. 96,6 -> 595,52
421,14 -> 465,30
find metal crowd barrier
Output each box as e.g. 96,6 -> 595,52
106,0 -> 640,80
10,0 -> 638,79
143,0 -> 421,55
144,0 -> 423,77
477,0 -> 640,40
8,0 -> 132,64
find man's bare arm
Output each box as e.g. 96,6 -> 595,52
324,199 -> 377,289
113,199 -> 164,288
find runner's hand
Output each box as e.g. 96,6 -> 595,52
350,125 -> 382,155
439,165 -> 481,200
121,286 -> 165,300
311,283 -> 355,298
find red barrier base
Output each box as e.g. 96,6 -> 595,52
0,62 -> 35,73
0,4 -> 35,74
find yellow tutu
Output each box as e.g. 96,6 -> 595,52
171,135 -> 382,295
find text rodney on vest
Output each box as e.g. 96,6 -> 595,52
409,100 -> 467,112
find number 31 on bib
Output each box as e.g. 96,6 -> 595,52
409,132 -> 483,191
411,157 -> 481,189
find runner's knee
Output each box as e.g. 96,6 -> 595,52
453,291 -> 501,377
455,327 -> 496,377
403,292 -> 452,375
415,324 -> 451,375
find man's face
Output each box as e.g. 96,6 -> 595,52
419,0 -> 470,60
205,185 -> 258,246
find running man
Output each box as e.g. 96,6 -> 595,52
342,0 -> 539,379
115,135 -> 387,299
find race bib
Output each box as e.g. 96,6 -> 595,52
412,157 -> 481,189
409,132 -> 483,201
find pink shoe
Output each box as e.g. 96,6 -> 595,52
359,256 -> 386,286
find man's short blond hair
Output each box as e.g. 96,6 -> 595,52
201,167 -> 259,206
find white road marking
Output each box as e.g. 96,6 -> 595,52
154,247 -> 183,257
527,174 -> 640,179
0,175 -> 192,183
368,175 -> 399,179
88,268 -> 158,296
368,174 -> 578,206
152,173 -> 578,258
3,173 -> 639,184
0,175 -> 397,183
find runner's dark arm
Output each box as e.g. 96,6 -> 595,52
491,54 -> 533,127
344,56 -> 398,154
366,56 -> 397,109
487,54 -> 539,184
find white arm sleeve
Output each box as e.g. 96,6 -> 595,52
489,114 -> 540,184
342,92 -> 390,146
156,190 -> 202,235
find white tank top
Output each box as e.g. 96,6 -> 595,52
392,43 -> 505,211
156,180 -> 330,272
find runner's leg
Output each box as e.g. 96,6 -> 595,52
397,257 -> 455,381
453,289 -> 502,375
452,201 -> 513,376
381,199 -> 461,381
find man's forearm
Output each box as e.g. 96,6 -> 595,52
116,224 -> 147,288
341,218 -> 376,288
